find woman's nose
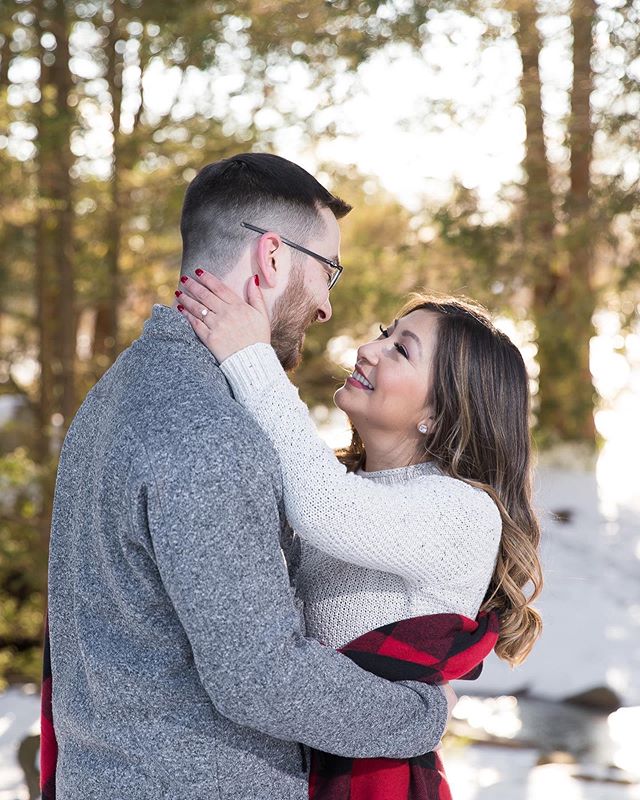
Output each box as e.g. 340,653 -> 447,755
357,340 -> 379,364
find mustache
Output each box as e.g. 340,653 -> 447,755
302,304 -> 320,330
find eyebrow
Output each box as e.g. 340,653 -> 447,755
392,319 -> 423,357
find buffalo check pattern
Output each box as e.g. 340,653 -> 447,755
40,615 -> 57,800
309,611 -> 500,800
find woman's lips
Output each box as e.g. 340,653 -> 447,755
346,376 -> 373,391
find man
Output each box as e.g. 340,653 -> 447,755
46,154 -> 452,799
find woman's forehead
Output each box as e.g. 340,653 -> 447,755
400,309 -> 439,335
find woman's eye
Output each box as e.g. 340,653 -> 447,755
379,324 -> 408,358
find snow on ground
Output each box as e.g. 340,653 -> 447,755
0,686 -> 39,800
442,743 -> 640,800
469,466 -> 640,706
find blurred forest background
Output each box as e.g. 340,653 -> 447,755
1,0 -> 639,694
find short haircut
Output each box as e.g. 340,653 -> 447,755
180,153 -> 352,277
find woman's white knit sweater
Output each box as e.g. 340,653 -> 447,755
220,343 -> 503,649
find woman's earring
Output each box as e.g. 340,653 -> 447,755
418,423 -> 428,434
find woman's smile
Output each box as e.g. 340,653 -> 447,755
346,366 -> 374,390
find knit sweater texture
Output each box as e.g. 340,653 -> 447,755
46,305 -> 448,800
220,343 -> 503,648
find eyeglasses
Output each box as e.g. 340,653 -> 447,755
241,221 -> 343,290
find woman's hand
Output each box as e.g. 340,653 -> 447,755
176,269 -> 271,362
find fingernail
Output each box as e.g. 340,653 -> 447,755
177,304 -> 184,312
195,268 -> 204,277
175,290 -> 182,298
254,275 -> 260,286
180,276 -> 188,284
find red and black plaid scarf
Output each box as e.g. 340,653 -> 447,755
40,610 -> 498,800
309,611 -> 500,800
40,616 -> 57,800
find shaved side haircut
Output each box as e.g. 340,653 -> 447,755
180,153 -> 351,278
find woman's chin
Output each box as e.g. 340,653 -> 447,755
333,383 -> 347,409
334,384 -> 360,418
334,384 -> 349,411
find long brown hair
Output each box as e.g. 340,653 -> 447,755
337,292 -> 543,666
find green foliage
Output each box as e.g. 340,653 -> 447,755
0,448 -> 47,688
431,184 -> 519,305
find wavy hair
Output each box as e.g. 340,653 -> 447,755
337,293 -> 543,666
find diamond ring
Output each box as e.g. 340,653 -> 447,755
201,308 -> 209,318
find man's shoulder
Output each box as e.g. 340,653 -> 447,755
116,336 -> 277,457
138,383 -> 284,490
74,339 -> 284,487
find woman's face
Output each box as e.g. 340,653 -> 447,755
334,309 -> 439,437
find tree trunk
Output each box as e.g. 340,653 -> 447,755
34,0 -> 75,560
535,0 -> 596,448
94,0 -> 123,366
0,10 -> 12,89
34,0 -> 75,462
513,0 -> 597,450
510,1 -> 556,280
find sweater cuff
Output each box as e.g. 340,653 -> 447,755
220,343 -> 285,403
403,681 -> 450,752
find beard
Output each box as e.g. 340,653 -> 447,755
270,264 -> 320,372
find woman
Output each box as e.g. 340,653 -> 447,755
176,272 -> 543,796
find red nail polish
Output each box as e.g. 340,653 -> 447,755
177,304 -> 184,312
180,276 -> 188,284
254,275 -> 260,286
175,290 -> 182,298
195,268 -> 204,277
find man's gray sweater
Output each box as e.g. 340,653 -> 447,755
47,304 -> 448,800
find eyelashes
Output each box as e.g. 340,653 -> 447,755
378,324 -> 409,359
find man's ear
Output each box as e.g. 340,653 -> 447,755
256,232 -> 283,289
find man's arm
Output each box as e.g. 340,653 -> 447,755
146,420 -> 448,759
